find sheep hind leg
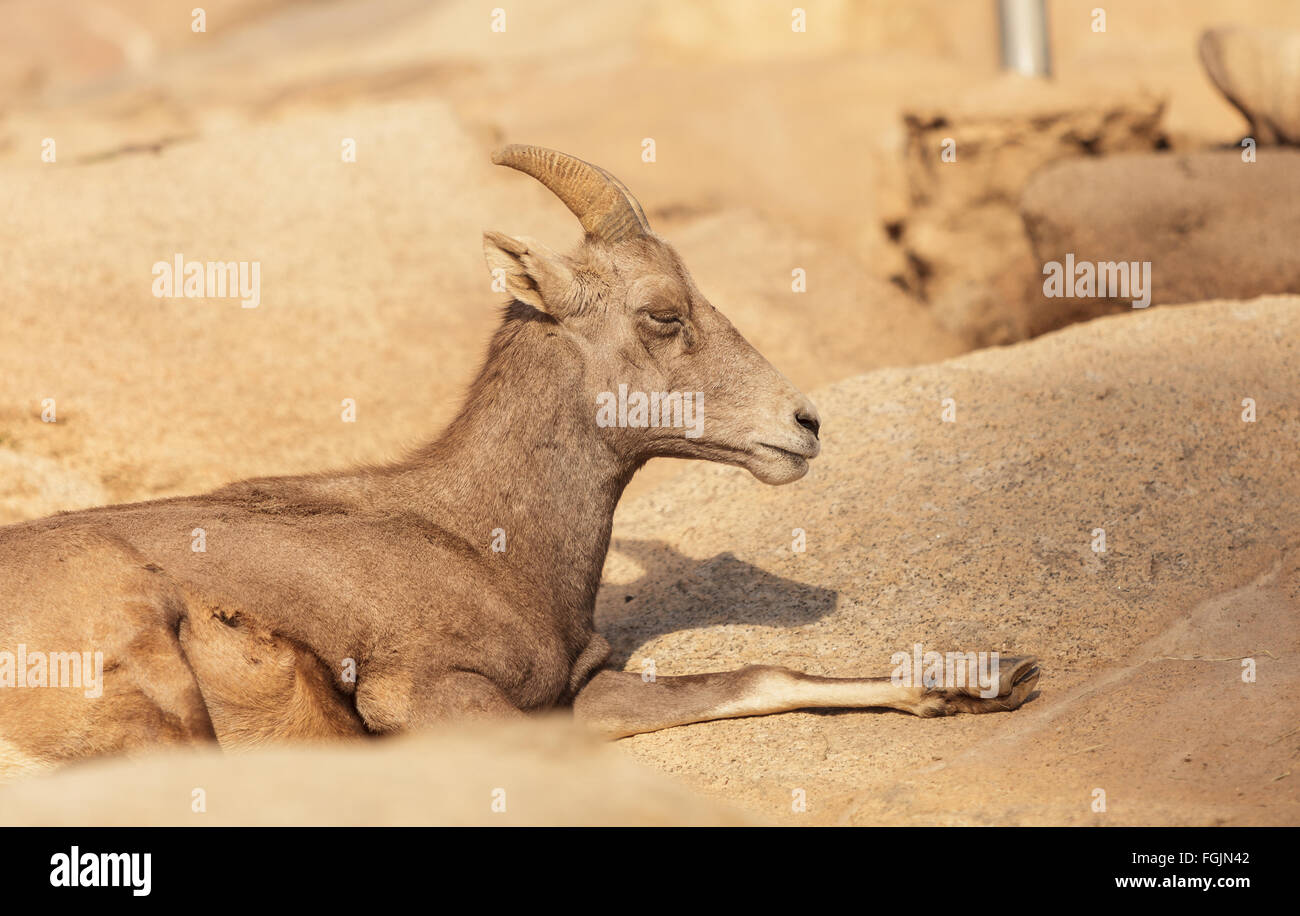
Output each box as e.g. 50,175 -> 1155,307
573,657 -> 1040,739
0,532 -> 218,775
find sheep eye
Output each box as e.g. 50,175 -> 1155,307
640,309 -> 684,334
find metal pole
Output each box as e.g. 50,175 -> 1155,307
998,0 -> 1052,77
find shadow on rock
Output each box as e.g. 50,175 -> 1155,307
596,538 -> 838,667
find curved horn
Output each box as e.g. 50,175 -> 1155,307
491,144 -> 651,243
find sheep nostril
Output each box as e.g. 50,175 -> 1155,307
796,411 -> 820,439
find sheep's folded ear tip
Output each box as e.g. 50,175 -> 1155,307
483,230 -> 528,256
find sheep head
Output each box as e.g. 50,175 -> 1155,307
483,145 -> 821,485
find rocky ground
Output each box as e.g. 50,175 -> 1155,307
605,298 -> 1299,825
1,0 -> 1297,825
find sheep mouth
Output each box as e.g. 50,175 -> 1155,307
746,442 -> 818,484
691,441 -> 817,484
755,442 -> 819,462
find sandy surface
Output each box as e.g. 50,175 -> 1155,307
2,1 -> 1298,825
602,298 -> 1299,825
0,717 -> 758,826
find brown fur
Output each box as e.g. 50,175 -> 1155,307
0,150 -> 1035,777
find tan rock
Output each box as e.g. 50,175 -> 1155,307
884,76 -> 1166,346
603,296 -> 1300,825
0,717 -> 757,826
1021,151 -> 1300,327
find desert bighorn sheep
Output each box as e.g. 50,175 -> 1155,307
0,146 -> 1038,776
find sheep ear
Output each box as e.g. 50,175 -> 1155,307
482,230 -> 573,315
